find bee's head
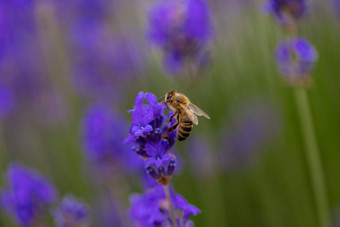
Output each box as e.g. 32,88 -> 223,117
165,89 -> 176,103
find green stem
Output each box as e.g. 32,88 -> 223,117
294,88 -> 331,227
163,184 -> 178,227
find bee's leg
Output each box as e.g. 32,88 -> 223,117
167,113 -> 180,133
168,112 -> 177,123
167,122 -> 179,133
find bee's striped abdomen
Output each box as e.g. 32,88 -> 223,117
177,116 -> 193,141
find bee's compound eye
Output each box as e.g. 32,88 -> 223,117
167,94 -> 172,100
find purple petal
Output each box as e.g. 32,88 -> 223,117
135,91 -> 144,107
186,0 -> 212,41
145,93 -> 158,105
144,124 -> 153,133
155,158 -> 163,167
145,143 -> 158,157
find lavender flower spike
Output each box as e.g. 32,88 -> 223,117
0,163 -> 56,227
82,103 -> 128,167
125,92 -> 177,184
262,0 -> 308,24
276,38 -> 318,85
148,0 -> 213,75
54,195 -> 89,227
129,185 -> 200,227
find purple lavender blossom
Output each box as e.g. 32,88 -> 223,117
148,0 -> 213,75
70,31 -> 145,102
0,1 -> 71,130
125,92 -> 177,184
54,195 -> 89,227
82,103 -> 137,170
0,163 -> 56,227
64,4 -> 145,103
129,185 -> 200,227
276,38 -> 318,84
0,85 -> 15,118
0,0 -> 41,100
262,0 -> 308,24
52,0 -> 111,26
145,141 -> 176,183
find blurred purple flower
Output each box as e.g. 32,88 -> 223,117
70,31 -> 145,102
262,0 -> 307,24
50,0 -> 142,102
54,195 -> 89,227
0,1 -> 71,129
82,103 -> 145,182
82,104 -> 129,166
0,0 -> 43,101
333,0 -> 340,21
125,92 -> 178,184
0,163 -> 56,227
220,101 -> 281,170
52,0 -> 111,26
276,38 -> 318,84
187,135 -> 215,178
65,6 -> 145,103
148,0 -> 213,75
129,185 -> 200,227
0,85 -> 15,118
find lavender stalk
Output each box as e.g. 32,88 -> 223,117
263,1 -> 331,226
294,88 -> 330,227
164,184 -> 178,227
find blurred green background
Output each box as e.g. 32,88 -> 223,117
1,0 -> 340,226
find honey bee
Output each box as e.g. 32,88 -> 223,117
161,89 -> 210,141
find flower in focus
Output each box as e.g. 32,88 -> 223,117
276,38 -> 318,85
262,0 -> 308,24
125,92 -> 177,184
145,141 -> 176,185
0,85 -> 15,118
54,195 -> 89,227
148,0 -> 213,75
129,185 -> 200,227
0,163 -> 56,227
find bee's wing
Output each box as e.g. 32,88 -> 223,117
188,103 -> 210,119
179,103 -> 199,125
